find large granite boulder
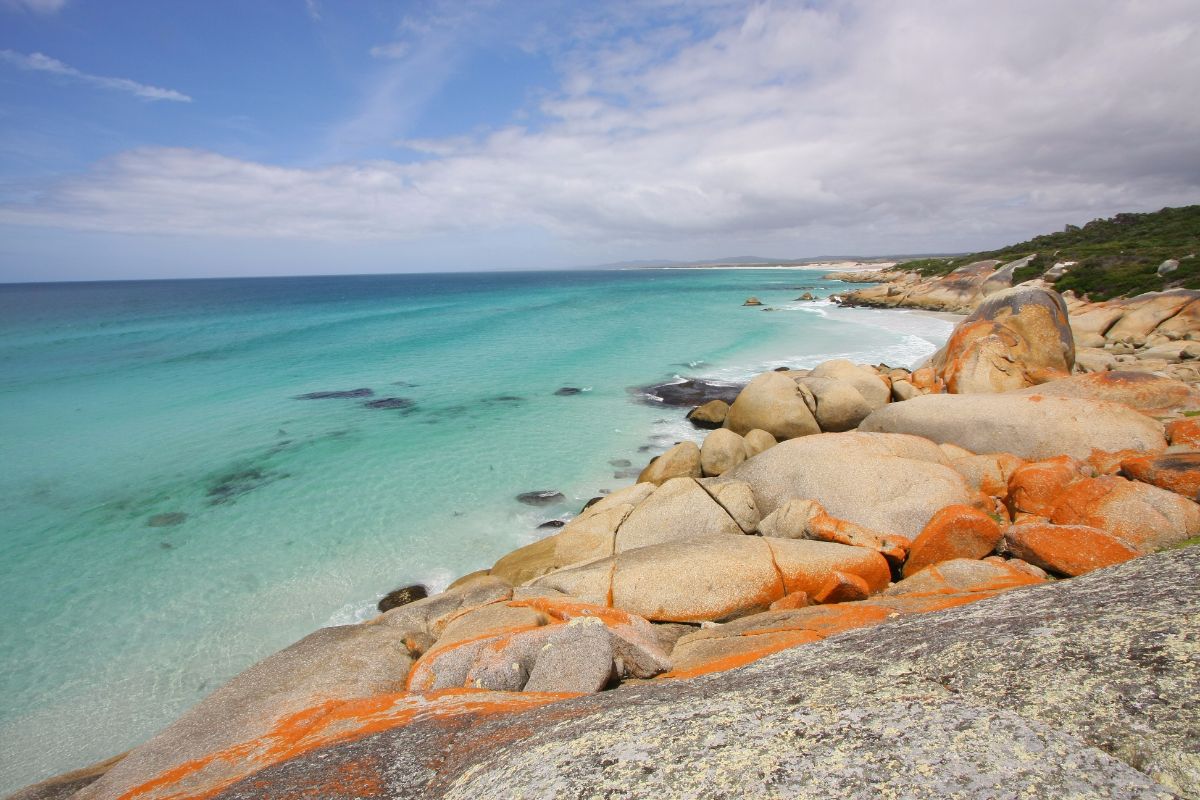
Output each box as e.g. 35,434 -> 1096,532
1014,370 -> 1200,416
860,393 -> 1166,461
613,477 -> 742,551
699,428 -> 748,476
637,440 -> 702,485
720,431 -> 974,539
722,371 -> 820,440
118,548 -> 1200,800
531,535 -> 889,623
806,359 -> 890,410
929,286 -> 1074,393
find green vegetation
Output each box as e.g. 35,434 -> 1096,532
896,205 -> 1200,300
1166,535 -> 1200,550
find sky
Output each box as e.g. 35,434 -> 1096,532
0,0 -> 1197,282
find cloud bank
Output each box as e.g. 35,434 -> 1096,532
2,0 -> 1197,257
0,50 -> 192,102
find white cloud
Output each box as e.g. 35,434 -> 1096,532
0,0 -> 66,13
1,0 -> 1198,258
368,41 -> 409,60
0,50 -> 192,102
304,0 -> 320,22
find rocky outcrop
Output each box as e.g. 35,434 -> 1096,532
82,549 -> 1199,800
722,371 -> 820,440
860,393 -> 1167,461
834,259 -> 1013,313
929,286 -> 1074,393
721,431 -> 974,538
636,440 -> 702,485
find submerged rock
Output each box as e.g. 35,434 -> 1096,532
554,387 -> 583,396
377,584 -> 428,613
362,397 -> 417,411
146,512 -> 187,528
293,388 -> 374,400
635,378 -> 744,407
516,490 -> 565,506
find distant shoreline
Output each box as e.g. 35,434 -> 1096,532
628,260 -> 896,272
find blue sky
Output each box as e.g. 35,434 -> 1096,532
0,0 -> 1197,281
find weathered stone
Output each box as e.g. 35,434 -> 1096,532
890,378 -> 918,401
1106,289 -> 1200,340
522,617 -> 615,693
1004,523 -> 1138,577
944,451 -> 1024,498
903,504 -> 1004,577
1014,370 -> 1200,415
741,428 -> 777,456
377,584 -> 428,613
697,478 -> 761,533
884,557 -> 1045,596
722,431 -> 974,539
614,477 -> 742,552
807,359 -> 890,409
532,535 -> 889,623
794,375 -> 874,431
699,427 -> 748,476
722,371 -> 820,440
434,602 -> 548,649
1121,451 -> 1200,499
88,551 -> 1200,800
1006,455 -> 1089,517
758,499 -> 910,564
637,440 -> 702,485
929,286 -> 1074,393
1167,418 -> 1200,448
686,399 -> 729,428
861,393 -> 1166,461
1049,474 -> 1200,552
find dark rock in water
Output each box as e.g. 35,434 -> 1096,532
377,584 -> 428,613
537,519 -> 567,530
517,490 -> 565,506
554,387 -> 583,396
773,366 -> 791,372
392,381 -> 419,388
613,469 -> 640,479
363,397 -> 417,411
580,496 -> 604,512
483,395 -> 526,405
294,388 -> 374,400
608,458 -> 632,468
637,444 -> 654,452
207,468 -> 286,505
147,512 -> 187,528
634,378 -> 744,407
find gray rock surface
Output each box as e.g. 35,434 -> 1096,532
203,547 -> 1199,800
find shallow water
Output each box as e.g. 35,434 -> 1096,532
0,268 -> 952,792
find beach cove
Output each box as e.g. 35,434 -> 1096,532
0,268 -> 954,794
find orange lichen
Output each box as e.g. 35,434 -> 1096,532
119,690 -> 569,800
903,504 -> 1003,578
662,632 -> 822,679
1121,452 -> 1200,499
812,571 -> 870,603
1166,417 -> 1200,448
1005,523 -> 1137,577
768,591 -> 811,611
1006,456 -> 1086,517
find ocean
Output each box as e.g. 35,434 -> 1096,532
0,268 -> 953,792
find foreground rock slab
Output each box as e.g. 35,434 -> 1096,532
125,548 -> 1200,800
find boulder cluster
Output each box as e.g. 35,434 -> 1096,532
17,284 -> 1200,800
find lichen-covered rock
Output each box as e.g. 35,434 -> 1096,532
1167,417 -> 1200,448
184,549 -> 1200,800
1121,451 -> 1200,500
860,393 -> 1166,461
637,440 -> 702,485
758,498 -> 910,564
884,557 -> 1045,596
722,371 -> 820,440
1004,522 -> 1138,576
929,286 -> 1074,393
721,431 -> 971,539
1014,371 -> 1200,416
1048,474 -> 1200,552
1006,455 -> 1089,516
902,504 -> 1004,577
532,535 -> 889,623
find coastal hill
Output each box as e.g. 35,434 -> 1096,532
890,204 -> 1200,300
11,280 -> 1200,796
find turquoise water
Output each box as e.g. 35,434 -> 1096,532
0,269 -> 952,792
